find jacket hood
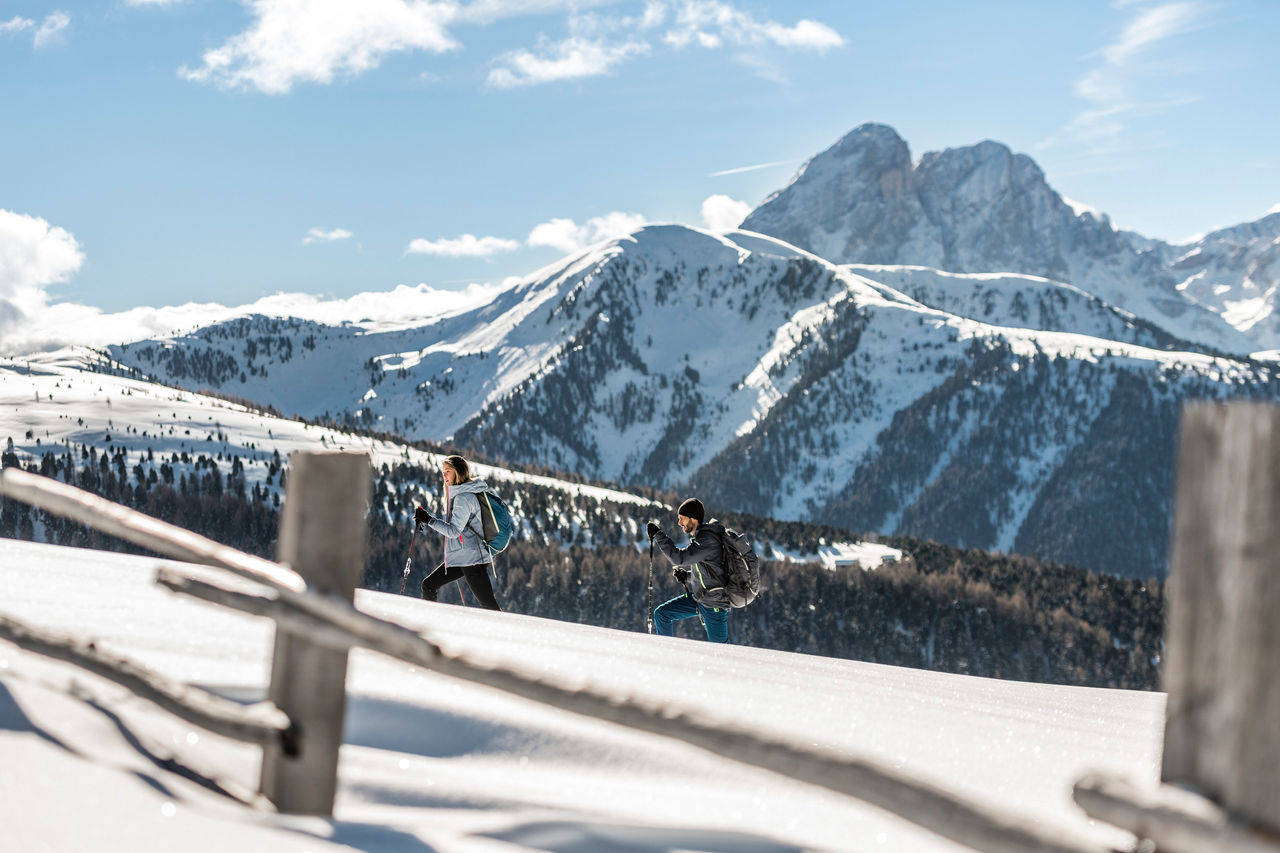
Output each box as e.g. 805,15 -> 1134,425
699,519 -> 726,536
450,479 -> 490,495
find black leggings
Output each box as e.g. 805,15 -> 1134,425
421,562 -> 501,611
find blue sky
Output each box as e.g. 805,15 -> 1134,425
1,0 -> 1278,353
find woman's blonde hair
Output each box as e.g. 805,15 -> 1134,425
442,454 -> 473,484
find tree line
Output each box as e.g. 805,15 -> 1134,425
2,444 -> 1162,690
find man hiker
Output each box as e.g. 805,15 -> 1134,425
646,498 -> 729,643
415,454 -> 502,611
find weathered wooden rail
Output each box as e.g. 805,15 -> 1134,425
0,611 -> 290,747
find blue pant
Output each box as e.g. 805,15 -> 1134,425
654,594 -> 728,642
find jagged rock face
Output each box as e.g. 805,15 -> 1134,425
745,125 -> 1082,279
914,141 -> 1073,280
750,124 -> 922,266
743,123 -> 1271,353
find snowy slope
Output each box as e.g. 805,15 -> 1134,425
1159,213 -> 1280,347
0,348 -> 895,568
844,264 -> 1187,349
0,538 -> 1162,852
0,347 -> 658,512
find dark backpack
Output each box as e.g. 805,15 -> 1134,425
717,527 -> 761,608
474,490 -> 514,554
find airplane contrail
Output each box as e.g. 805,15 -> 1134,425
708,158 -> 802,177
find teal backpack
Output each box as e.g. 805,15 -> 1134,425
474,490 -> 514,554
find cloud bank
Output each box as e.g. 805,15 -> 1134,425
172,0 -> 842,93
0,209 -> 85,346
0,281 -> 506,358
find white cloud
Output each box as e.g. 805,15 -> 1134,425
1043,2 -> 1203,148
662,1 -> 843,52
0,282 -> 506,357
236,281 -> 504,330
405,234 -> 520,257
0,16 -> 34,34
1102,2 -> 1200,64
457,1 -> 619,27
302,227 -> 354,245
526,211 -> 647,254
179,0 -> 840,93
490,1 -> 841,87
488,36 -> 649,87
0,209 -> 85,342
124,0 -> 187,6
700,194 -> 750,232
180,0 -> 461,94
33,11 -> 69,48
2,12 -> 69,47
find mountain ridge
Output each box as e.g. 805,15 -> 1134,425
98,222 -> 1280,579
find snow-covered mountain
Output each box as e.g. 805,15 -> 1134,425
1158,212 -> 1280,348
741,123 -> 1278,354
0,348 -> 896,570
99,225 -> 1280,579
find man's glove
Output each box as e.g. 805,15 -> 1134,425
672,567 -> 691,584
645,521 -> 660,540
414,506 -> 434,525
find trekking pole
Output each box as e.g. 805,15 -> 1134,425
679,576 -> 707,634
398,520 -> 422,595
646,539 -> 655,634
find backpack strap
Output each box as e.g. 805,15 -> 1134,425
464,493 -> 496,564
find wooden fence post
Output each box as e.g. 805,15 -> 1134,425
1163,402 -> 1280,832
259,451 -> 370,815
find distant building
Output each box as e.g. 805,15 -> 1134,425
817,541 -> 903,571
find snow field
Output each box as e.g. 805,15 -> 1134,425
0,538 -> 1163,852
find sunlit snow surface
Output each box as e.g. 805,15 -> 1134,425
0,539 -> 1162,852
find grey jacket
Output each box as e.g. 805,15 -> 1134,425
654,520 -> 729,607
428,479 -> 493,567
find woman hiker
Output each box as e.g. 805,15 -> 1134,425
415,454 -> 502,611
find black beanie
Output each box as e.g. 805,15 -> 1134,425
677,498 -> 705,523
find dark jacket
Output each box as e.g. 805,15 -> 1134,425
654,520 -> 730,607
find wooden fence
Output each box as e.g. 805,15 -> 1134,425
1073,402 -> 1280,852
2,410 -> 1278,850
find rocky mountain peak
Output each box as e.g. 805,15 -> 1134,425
744,127 -> 1076,278
741,123 -> 1271,353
